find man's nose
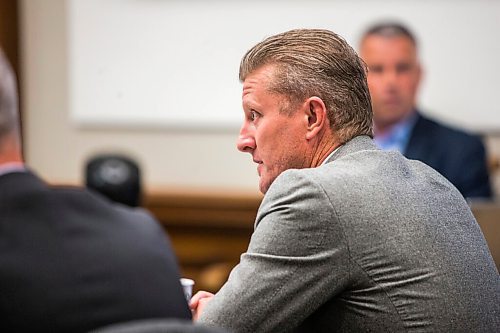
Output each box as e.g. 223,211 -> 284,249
236,124 -> 256,153
383,69 -> 398,87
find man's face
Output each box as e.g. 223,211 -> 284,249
236,65 -> 309,194
360,35 -> 421,130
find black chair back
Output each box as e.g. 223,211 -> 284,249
85,154 -> 141,207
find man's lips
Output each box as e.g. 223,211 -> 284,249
381,93 -> 401,105
254,159 -> 263,175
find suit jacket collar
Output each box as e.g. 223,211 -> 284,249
0,169 -> 45,192
324,135 -> 378,164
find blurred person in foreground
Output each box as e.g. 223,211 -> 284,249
360,22 -> 492,199
0,48 -> 191,332
190,29 -> 499,332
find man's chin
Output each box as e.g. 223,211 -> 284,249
374,106 -> 414,123
259,176 -> 272,195
259,181 -> 269,194
374,114 -> 406,129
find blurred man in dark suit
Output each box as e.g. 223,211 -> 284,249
0,48 -> 191,332
360,22 -> 492,199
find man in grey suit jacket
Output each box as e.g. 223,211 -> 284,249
190,29 -> 499,332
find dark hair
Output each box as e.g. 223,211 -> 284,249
239,29 -> 373,143
361,22 -> 418,48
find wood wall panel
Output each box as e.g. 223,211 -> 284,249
470,201 -> 500,271
143,189 -> 262,292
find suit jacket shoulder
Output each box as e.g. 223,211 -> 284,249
405,112 -> 492,198
0,171 -> 191,332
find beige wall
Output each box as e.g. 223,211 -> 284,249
20,0 -> 500,197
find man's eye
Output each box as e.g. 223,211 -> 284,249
396,63 -> 411,73
369,65 -> 383,74
250,110 -> 259,121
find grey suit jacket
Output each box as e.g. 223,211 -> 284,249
199,136 -> 499,332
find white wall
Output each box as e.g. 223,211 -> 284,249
20,0 -> 500,195
66,0 -> 500,133
20,0 -> 259,193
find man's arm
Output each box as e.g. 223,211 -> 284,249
196,169 -> 351,333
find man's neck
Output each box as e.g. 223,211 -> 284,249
0,151 -> 23,165
310,133 -> 342,168
374,123 -> 393,137
374,111 -> 417,137
0,134 -> 24,165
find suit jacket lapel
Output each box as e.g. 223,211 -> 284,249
404,112 -> 435,162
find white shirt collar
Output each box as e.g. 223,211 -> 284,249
0,162 -> 26,177
320,146 -> 341,166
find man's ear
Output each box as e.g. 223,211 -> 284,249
304,97 -> 328,140
416,61 -> 423,89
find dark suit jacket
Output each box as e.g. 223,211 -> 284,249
405,112 -> 492,198
0,171 -> 191,332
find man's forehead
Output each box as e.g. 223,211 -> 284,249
362,35 -> 416,51
361,36 -> 418,61
242,67 -> 275,94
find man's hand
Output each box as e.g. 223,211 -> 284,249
189,290 -> 214,320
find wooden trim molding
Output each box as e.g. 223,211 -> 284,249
144,188 -> 262,229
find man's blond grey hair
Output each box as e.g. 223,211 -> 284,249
239,29 -> 373,143
0,48 -> 19,141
